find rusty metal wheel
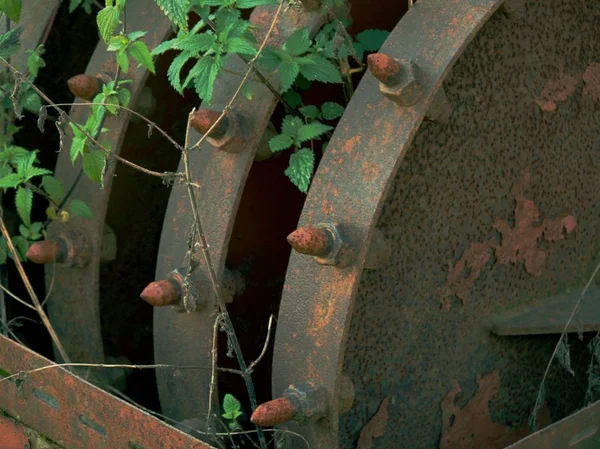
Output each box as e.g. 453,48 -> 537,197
269,0 -> 600,447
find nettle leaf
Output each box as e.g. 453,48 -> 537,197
0,165 -> 11,178
285,148 -> 314,193
174,33 -> 215,54
21,90 -> 42,114
42,176 -> 64,201
297,121 -> 332,143
0,173 -> 22,189
97,6 -> 121,42
236,0 -> 275,8
222,393 -> 241,417
69,124 -> 87,163
167,51 -> 194,93
223,37 -> 256,56
26,47 -> 45,77
283,90 -> 302,109
320,101 -> 344,120
155,0 -> 190,31
15,186 -> 32,226
283,28 -> 311,56
0,27 -> 21,58
0,144 -> 28,165
356,29 -> 390,52
281,116 -> 303,139
268,134 -> 294,153
352,41 -> 365,60
151,37 -> 179,55
69,199 -> 93,218
214,8 -> 241,35
128,41 -> 155,73
0,0 -> 22,22
192,56 -> 220,103
279,60 -> 300,93
82,149 -> 104,184
11,236 -> 28,261
259,47 -> 285,71
299,56 -> 342,84
116,50 -> 129,72
299,105 -> 318,120
118,87 -> 131,107
127,30 -> 147,41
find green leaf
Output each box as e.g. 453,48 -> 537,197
285,148 -> 314,193
236,0 -> 275,8
69,0 -> 83,13
0,144 -> 28,165
0,237 -> 7,264
167,51 -> 194,93
24,167 -> 51,181
15,186 -> 32,226
174,33 -> 215,54
154,0 -> 190,31
127,30 -> 147,41
297,121 -> 332,143
26,48 -> 45,78
97,6 -> 121,42
192,56 -> 219,103
223,393 -> 241,415
128,41 -> 155,73
283,90 -> 302,109
11,236 -> 28,261
223,37 -> 256,56
0,0 -> 22,22
0,173 -> 22,188
279,60 -> 300,93
352,41 -> 364,60
118,87 -> 131,107
281,116 -> 303,139
320,101 -> 344,120
20,90 -> 42,114
116,50 -> 129,72
268,134 -> 294,153
82,149 -> 105,184
283,28 -> 311,56
18,223 -> 28,238
69,199 -> 93,218
42,176 -> 64,201
356,29 -> 390,52
151,37 -> 179,55
69,124 -> 87,163
299,56 -> 342,83
259,47 -> 285,71
0,27 -> 21,58
299,105 -> 318,120
104,94 -> 120,115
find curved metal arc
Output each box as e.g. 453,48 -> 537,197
272,0 -> 504,447
153,5 -> 325,423
46,0 -> 172,365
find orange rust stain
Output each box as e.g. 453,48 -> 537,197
321,197 -> 334,215
582,62 -> 600,102
362,160 -> 380,182
534,72 -> 580,111
439,371 -> 550,449
343,135 -> 362,154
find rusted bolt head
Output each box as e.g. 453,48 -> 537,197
287,227 -> 332,257
367,53 -> 402,87
191,109 -> 229,140
372,57 -> 424,107
26,239 -> 65,264
67,74 -> 102,101
140,279 -> 181,307
284,381 -> 328,423
251,397 -> 297,427
191,109 -> 245,153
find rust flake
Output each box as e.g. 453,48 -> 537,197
357,396 -> 391,449
439,371 -> 550,449
582,62 -> 600,102
534,72 -> 580,112
342,135 -> 362,154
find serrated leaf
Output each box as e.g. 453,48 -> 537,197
281,115 -> 303,139
116,50 -> 129,72
0,27 -> 21,58
214,8 -> 240,35
27,50 -> 45,78
69,124 -> 87,163
11,235 -> 28,261
24,167 -> 51,181
259,47 -> 285,71
118,87 -> 131,107
174,33 -> 215,54
42,176 -> 64,201
69,199 -> 93,218
192,56 -> 219,103
97,6 -> 120,42
167,51 -> 193,93
128,41 -> 155,73
15,186 -> 32,226
0,0 -> 22,22
285,148 -> 314,193
151,37 -> 179,55
320,101 -> 344,120
236,0 -> 275,8
127,30 -> 147,41
356,29 -> 390,52
20,90 -> 42,114
155,0 -> 190,31
223,37 -> 256,56
82,149 -> 104,184
0,165 -> 11,178
279,60 -> 299,93
299,56 -> 342,84
268,134 -> 294,153
283,90 -> 302,108
352,41 -> 364,60
297,121 -> 332,143
0,173 -> 22,188
18,223 -> 28,238
283,28 -> 311,56
299,105 -> 318,120
223,393 -> 241,414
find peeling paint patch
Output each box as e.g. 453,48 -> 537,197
582,62 -> 600,102
534,72 -> 579,111
357,396 -> 391,449
439,371 -> 549,449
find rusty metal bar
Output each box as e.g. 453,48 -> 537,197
0,334 -> 215,449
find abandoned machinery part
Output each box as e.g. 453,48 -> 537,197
9,0 -> 600,448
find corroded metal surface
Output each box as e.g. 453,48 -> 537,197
153,4 -> 325,421
273,0 -> 600,447
45,0 -> 172,365
0,335 -> 215,449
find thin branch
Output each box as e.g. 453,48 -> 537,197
0,283 -> 36,311
245,314 -> 274,376
206,313 -> 223,433
0,212 -> 70,363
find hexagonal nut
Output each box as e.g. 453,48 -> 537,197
380,60 -> 424,107
284,381 -> 328,423
314,223 -> 356,268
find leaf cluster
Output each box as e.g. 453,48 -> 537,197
222,393 -> 243,430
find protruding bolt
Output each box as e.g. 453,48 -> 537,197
67,74 -> 102,101
191,109 -> 229,140
287,227 -> 332,257
26,239 -> 66,264
251,397 -> 297,427
140,279 -> 181,307
367,53 -> 402,87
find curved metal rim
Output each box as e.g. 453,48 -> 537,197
46,0 -> 172,365
272,0 -> 505,446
